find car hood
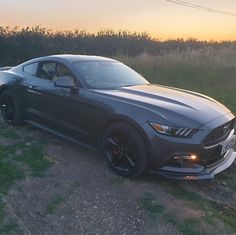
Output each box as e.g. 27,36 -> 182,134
94,84 -> 231,128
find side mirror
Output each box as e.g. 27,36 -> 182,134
54,76 -> 77,89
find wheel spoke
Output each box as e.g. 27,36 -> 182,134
107,137 -> 119,147
1,104 -> 7,111
124,153 -> 136,168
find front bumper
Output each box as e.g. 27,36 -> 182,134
155,149 -> 236,180
141,113 -> 235,180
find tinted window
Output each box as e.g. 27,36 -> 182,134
39,62 -> 57,80
53,63 -> 75,84
23,63 -> 38,76
38,62 -> 75,85
74,61 -> 149,89
55,64 -> 73,77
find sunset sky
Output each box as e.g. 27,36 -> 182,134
1,0 -> 236,41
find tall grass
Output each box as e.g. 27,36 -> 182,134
1,26 -> 236,66
117,46 -> 236,114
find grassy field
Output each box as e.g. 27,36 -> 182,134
117,45 -> 236,114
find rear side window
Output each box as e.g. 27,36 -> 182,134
23,63 -> 38,76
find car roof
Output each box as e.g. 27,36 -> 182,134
28,54 -> 116,64
11,54 -> 117,74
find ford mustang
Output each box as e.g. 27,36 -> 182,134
0,55 -> 235,179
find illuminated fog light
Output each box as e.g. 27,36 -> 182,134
190,155 -> 197,160
174,155 -> 198,160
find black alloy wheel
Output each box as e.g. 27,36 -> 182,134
102,122 -> 148,177
0,90 -> 22,125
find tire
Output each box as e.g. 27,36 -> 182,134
0,90 -> 22,125
101,122 -> 149,177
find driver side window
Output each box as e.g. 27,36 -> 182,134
38,62 -> 75,85
53,63 -> 74,85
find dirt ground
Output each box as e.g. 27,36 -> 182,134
1,121 -> 236,235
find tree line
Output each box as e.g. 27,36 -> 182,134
0,26 -> 235,66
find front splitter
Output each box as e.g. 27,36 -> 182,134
153,150 -> 236,180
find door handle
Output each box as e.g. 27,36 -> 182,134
28,85 -> 37,89
27,86 -> 42,95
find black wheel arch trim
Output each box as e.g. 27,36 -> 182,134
0,85 -> 10,96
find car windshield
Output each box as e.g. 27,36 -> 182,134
73,61 -> 149,89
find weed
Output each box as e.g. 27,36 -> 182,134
0,220 -> 19,234
216,170 -> 236,192
71,180 -> 81,188
174,218 -> 200,235
109,177 -> 125,185
14,145 -> 53,177
45,195 -> 64,215
139,194 -> 202,234
140,195 -> 164,218
0,129 -> 19,139
161,182 -> 236,232
0,161 -> 24,195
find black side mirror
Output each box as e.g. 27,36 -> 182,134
54,76 -> 77,89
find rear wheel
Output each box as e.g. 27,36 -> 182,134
102,122 -> 149,177
0,90 -> 22,125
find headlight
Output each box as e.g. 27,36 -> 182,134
149,122 -> 198,138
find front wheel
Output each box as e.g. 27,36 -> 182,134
102,122 -> 149,177
0,90 -> 23,125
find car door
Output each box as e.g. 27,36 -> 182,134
18,62 -> 41,117
27,60 -> 91,143
25,61 -> 58,123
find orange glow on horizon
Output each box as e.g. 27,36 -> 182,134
1,0 -> 236,41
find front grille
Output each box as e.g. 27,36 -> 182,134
204,146 -> 224,166
203,119 -> 235,147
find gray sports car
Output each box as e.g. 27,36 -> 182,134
0,55 -> 235,179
